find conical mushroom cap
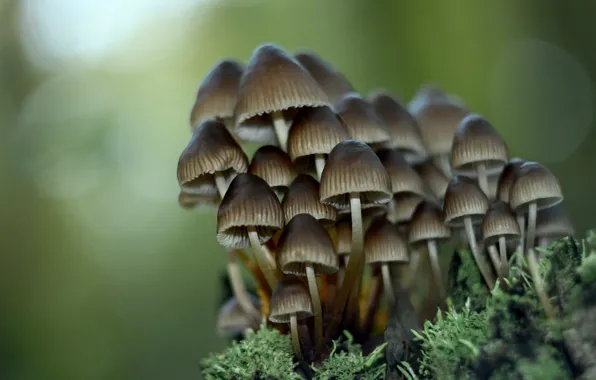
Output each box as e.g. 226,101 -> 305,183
178,191 -> 220,211
414,161 -> 450,201
510,162 -> 564,213
216,173 -> 284,249
277,213 -> 339,276
444,176 -> 489,227
189,59 -> 244,129
216,295 -> 260,336
408,201 -> 451,244
412,101 -> 469,156
377,149 -> 427,198
388,193 -> 425,225
234,44 -> 330,126
177,120 -> 248,196
408,84 -> 465,114
496,158 -> 525,203
319,140 -> 392,209
269,275 -> 314,323
335,93 -> 390,145
451,114 -> 508,175
369,90 -> 427,163
535,204 -> 575,238
248,145 -> 297,198
294,51 -> 354,104
481,200 -> 521,246
364,215 -> 409,264
282,174 -> 336,227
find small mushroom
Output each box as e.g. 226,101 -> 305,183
535,204 -> 575,247
377,149 -> 427,199
413,161 -> 450,203
334,93 -> 391,149
496,157 -> 526,252
177,191 -> 220,212
282,174 -> 337,228
217,295 -> 260,338
294,51 -> 354,104
481,200 -> 521,278
248,145 -> 298,201
387,193 -> 425,233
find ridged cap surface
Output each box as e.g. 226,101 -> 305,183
364,216 -> 409,264
412,101 -> 469,156
377,149 -> 426,197
509,162 -> 563,213
496,158 -> 525,203
389,193 -> 425,224
294,51 -> 354,104
248,145 -> 297,194
282,174 -> 336,227
335,93 -> 390,145
216,173 -> 284,248
444,176 -> 489,227
269,275 -> 313,323
481,200 -> 521,245
408,201 -> 451,244
414,161 -> 450,201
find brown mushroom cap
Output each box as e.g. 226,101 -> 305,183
269,275 -> 313,323
481,200 -> 521,246
282,174 -> 337,227
389,193 -> 425,225
369,90 -> 428,163
294,51 -> 354,104
178,191 -> 220,211
277,213 -> 339,276
408,84 -> 465,114
287,106 -> 350,171
509,162 -> 564,213
408,201 -> 451,244
234,44 -> 330,127
377,149 -> 427,198
177,120 -> 248,195
319,140 -> 392,209
189,59 -> 244,129
248,145 -> 298,198
412,100 -> 469,156
444,176 -> 489,227
335,218 -> 352,256
535,204 -> 575,238
364,215 -> 409,264
413,161 -> 450,201
496,158 -> 525,203
451,114 -> 509,175
216,173 -> 284,249
334,93 -> 390,145
216,295 -> 260,336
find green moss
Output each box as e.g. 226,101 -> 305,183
447,250 -> 490,312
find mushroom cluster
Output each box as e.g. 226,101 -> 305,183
176,43 -> 573,363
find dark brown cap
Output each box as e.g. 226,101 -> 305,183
412,101 -> 469,156
444,176 -> 489,227
319,140 -> 392,209
287,106 -> 350,170
216,173 -> 284,248
177,120 -> 248,195
282,174 -> 337,227
408,201 -> 451,244
377,149 -> 427,198
496,158 -> 525,203
234,44 -> 330,127
269,275 -> 313,323
481,200 -> 521,246
413,161 -> 450,201
388,193 -> 425,224
369,90 -> 428,163
248,145 -> 298,199
335,218 -> 352,256
189,59 -> 244,129
178,191 -> 220,211
294,51 -> 354,104
509,162 -> 564,213
451,114 -> 509,175
337,203 -> 388,218
277,213 -> 339,276
216,295 -> 260,336
535,204 -> 575,238
364,215 -> 409,264
334,93 -> 390,146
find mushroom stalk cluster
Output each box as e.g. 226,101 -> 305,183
176,44 -> 572,363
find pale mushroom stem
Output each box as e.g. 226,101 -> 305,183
476,162 -> 489,196
337,257 -> 347,287
516,215 -> 526,264
228,251 -> 260,319
290,314 -> 306,363
433,154 -> 452,178
305,264 -> 323,356
525,202 -> 538,254
329,192 -> 363,337
314,153 -> 326,181
214,171 -> 229,196
463,217 -> 496,288
498,236 -> 509,277
247,227 -> 281,289
427,240 -> 445,299
271,111 -> 289,151
487,245 -> 502,277
526,248 -> 555,318
361,274 -> 382,335
381,263 -> 395,307
403,249 -> 420,291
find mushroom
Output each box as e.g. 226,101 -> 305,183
286,106 -> 349,180
496,157 -> 526,253
444,176 -> 495,288
294,51 -> 354,104
369,90 -> 428,164
189,59 -> 244,131
335,217 -> 352,282
277,213 -> 339,356
407,83 -> 465,115
248,145 -> 298,201
281,174 -> 337,228
319,140 -> 392,336
217,295 -> 260,339
234,44 -> 331,150
387,193 -> 425,232
377,149 -> 427,200
413,161 -> 450,204
216,173 -> 284,290
269,275 -> 313,363
535,204 -> 575,248
481,200 -> 521,278
450,114 -> 509,196
177,191 -> 219,212
334,93 -> 391,149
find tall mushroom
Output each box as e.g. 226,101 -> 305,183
276,213 -> 339,356
234,44 -> 331,151
496,157 -> 526,253
481,200 -> 521,278
248,145 -> 297,201
334,93 -> 391,150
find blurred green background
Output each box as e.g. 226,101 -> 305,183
1,0 -> 595,378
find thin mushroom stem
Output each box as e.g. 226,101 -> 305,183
290,314 -> 306,364
427,240 -> 445,299
247,227 -> 281,289
526,248 -> 555,318
476,162 -> 489,196
305,264 -> 323,357
361,274 -> 382,336
380,263 -> 395,307
314,153 -> 326,181
214,171 -> 229,197
525,202 -> 537,254
227,251 -> 260,319
271,111 -> 289,151
463,217 -> 495,288
433,154 -> 451,178
328,192 -> 363,338
487,245 -> 502,277
403,249 -> 421,291
498,236 -> 509,277
516,215 -> 526,262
